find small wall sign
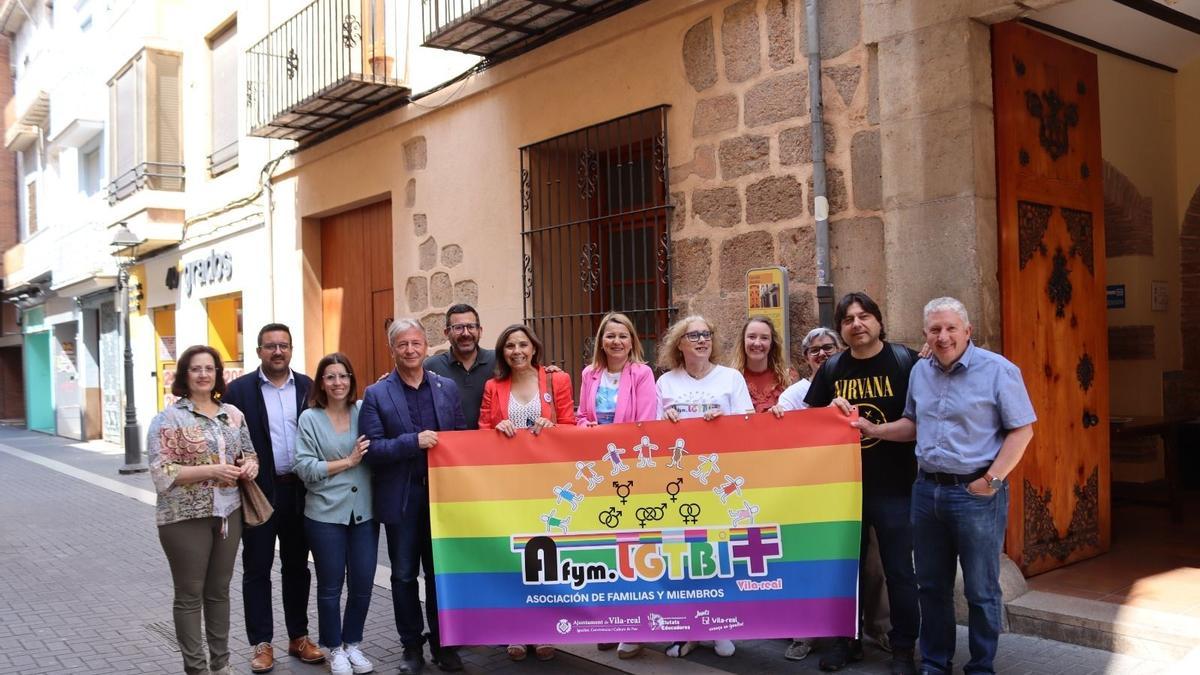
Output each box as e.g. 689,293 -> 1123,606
183,250 -> 233,297
1106,284 -> 1125,309
1151,280 -> 1168,312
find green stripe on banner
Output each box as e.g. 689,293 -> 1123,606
432,521 -> 861,575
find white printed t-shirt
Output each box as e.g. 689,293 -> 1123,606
656,364 -> 754,419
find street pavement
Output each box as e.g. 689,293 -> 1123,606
0,424 -> 1184,674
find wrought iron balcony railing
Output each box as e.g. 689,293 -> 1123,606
246,0 -> 412,145
106,162 -> 185,205
421,0 -> 648,58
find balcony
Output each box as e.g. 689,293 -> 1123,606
246,0 -> 412,145
3,88 -> 49,152
421,0 -> 648,58
106,162 -> 185,205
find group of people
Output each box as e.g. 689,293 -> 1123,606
146,291 -> 1035,675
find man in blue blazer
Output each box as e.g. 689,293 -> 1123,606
223,323 -> 324,672
361,317 -> 466,674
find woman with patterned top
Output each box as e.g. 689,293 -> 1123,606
147,345 -> 258,675
576,312 -> 659,659
293,353 -> 376,675
731,315 -> 795,413
478,323 -> 574,662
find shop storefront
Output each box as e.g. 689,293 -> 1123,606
133,226 -> 269,429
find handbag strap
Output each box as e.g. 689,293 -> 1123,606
545,371 -> 557,424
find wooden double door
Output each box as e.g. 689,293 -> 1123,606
994,22 -> 1110,576
321,200 -> 395,384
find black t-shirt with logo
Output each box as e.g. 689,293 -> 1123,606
804,342 -> 918,497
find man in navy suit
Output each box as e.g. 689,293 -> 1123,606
223,323 -> 324,673
361,317 -> 466,674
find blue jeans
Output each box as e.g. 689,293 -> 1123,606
383,482 -> 445,649
911,476 -> 1009,674
305,517 -> 379,648
861,493 -> 920,651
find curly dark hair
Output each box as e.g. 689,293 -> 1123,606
172,345 -> 227,400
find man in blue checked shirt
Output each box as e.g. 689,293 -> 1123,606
836,297 -> 1035,675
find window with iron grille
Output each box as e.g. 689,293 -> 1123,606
520,106 -> 674,382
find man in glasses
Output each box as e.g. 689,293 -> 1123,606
804,293 -> 920,675
424,304 -> 494,430
224,323 -> 323,672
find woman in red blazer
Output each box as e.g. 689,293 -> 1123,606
479,324 -> 575,438
477,324 -> 574,661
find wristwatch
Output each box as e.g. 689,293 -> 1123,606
984,472 -> 1004,490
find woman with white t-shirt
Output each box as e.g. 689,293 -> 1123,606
654,315 -> 751,659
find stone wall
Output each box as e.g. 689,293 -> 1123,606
670,0 -> 884,357
398,135 -> 480,350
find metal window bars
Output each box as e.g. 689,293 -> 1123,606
520,105 -> 674,379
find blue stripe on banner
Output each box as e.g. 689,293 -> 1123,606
433,559 -> 859,611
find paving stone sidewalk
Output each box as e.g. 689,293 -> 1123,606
0,425 -> 1182,674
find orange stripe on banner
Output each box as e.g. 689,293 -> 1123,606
430,443 -> 860,503
429,407 -> 859,469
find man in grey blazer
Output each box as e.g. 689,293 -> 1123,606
360,318 -> 466,674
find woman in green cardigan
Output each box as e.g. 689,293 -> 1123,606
294,352 -> 376,675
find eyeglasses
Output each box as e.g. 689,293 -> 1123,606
188,365 -> 217,374
260,342 -> 291,353
805,344 -> 838,357
684,331 -> 713,343
322,373 -> 351,382
448,323 -> 480,334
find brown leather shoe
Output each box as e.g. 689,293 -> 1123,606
250,643 -> 274,673
288,636 -> 326,664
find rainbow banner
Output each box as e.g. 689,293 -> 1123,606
429,408 -> 862,645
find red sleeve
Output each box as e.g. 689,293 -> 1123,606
478,379 -> 499,429
552,372 -> 576,425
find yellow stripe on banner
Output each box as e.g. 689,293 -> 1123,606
430,481 -> 862,539
429,443 -> 860,504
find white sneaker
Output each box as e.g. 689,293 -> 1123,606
665,641 -> 695,657
344,643 -> 374,674
329,646 -> 352,675
712,639 -> 736,657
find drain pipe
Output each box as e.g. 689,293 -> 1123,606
806,0 -> 834,328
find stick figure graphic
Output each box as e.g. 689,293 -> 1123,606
713,475 -> 745,504
667,438 -> 688,469
689,453 -> 720,485
728,499 -> 760,526
552,482 -> 585,511
540,508 -> 571,534
574,460 -> 604,491
633,435 -> 658,468
602,443 -> 630,476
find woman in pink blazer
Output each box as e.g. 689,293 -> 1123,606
577,312 -> 659,428
578,313 -> 658,661
479,324 -> 576,439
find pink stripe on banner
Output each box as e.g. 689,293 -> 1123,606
438,598 -> 857,646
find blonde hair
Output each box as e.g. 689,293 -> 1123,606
656,315 -> 718,371
731,315 -> 790,387
590,312 -> 646,370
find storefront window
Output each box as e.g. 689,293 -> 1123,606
206,293 -> 244,382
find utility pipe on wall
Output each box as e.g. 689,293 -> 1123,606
805,0 -> 834,328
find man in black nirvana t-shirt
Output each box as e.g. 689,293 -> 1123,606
805,292 -> 918,675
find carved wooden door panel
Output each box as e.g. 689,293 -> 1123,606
993,22 -> 1110,576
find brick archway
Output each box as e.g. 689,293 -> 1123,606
1183,184 -> 1200,372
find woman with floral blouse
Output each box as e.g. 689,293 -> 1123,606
147,345 -> 258,675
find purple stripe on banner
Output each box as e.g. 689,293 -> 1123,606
438,598 -> 857,646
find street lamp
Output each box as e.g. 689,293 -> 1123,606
111,224 -> 147,474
